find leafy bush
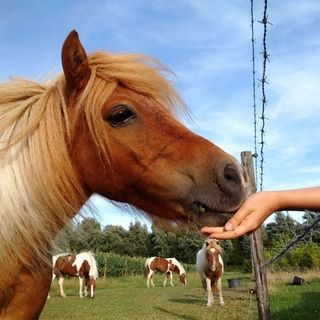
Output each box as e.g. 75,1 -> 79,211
265,243 -> 320,270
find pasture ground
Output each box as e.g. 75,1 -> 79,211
42,270 -> 320,320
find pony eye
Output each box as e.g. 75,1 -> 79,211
107,105 -> 136,127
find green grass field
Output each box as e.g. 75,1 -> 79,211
41,271 -> 320,320
268,271 -> 320,320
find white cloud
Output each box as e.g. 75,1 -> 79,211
270,65 -> 320,120
297,165 -> 320,174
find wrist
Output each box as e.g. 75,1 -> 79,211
265,191 -> 281,214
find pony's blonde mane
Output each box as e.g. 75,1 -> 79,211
0,50 -> 185,290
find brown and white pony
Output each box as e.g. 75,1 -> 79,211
144,257 -> 186,287
144,257 -> 174,287
51,252 -> 98,298
196,239 -> 224,306
0,30 -> 248,318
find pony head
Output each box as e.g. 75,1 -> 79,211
179,273 -> 187,286
61,30 -> 249,228
85,277 -> 96,299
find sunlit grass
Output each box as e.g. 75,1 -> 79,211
42,270 -> 320,319
43,271 -> 257,320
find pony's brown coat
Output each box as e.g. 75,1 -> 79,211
150,257 -> 175,273
0,30 -> 246,318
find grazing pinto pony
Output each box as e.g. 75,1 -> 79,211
144,257 -> 174,287
52,252 -> 98,298
196,239 -> 225,306
0,30 -> 248,318
163,258 -> 187,286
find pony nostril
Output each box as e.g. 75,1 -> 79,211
223,163 -> 241,184
218,162 -> 243,193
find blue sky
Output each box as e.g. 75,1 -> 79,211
1,1 -> 320,228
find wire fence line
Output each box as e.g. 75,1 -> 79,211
250,0 -> 258,185
249,0 -> 320,271
250,0 -> 272,191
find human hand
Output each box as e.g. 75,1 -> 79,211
201,192 -> 278,239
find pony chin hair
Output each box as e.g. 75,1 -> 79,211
106,199 -> 152,226
105,199 -> 192,232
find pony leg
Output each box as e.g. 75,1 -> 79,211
150,273 -> 155,287
58,277 -> 67,298
170,271 -> 174,287
146,271 -> 150,287
84,278 -> 88,297
147,270 -> 154,288
217,277 -> 225,305
163,273 -> 168,287
90,283 -> 94,298
206,278 -> 213,306
79,277 -> 84,298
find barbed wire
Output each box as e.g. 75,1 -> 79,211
257,0 -> 272,191
250,0 -> 258,185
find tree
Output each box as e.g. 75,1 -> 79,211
264,211 -> 302,250
126,221 -> 151,257
302,211 -> 320,243
171,229 -> 203,264
101,225 -> 128,255
149,226 -> 171,257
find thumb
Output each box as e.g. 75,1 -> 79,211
224,205 -> 251,231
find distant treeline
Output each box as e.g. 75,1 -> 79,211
54,211 -> 320,271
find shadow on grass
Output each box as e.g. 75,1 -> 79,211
154,307 -> 198,320
271,290 -> 320,320
168,295 -> 204,306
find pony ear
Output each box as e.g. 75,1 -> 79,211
61,30 -> 91,102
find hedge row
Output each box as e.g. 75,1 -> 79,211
94,252 -> 195,278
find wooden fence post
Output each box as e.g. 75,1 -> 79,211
241,151 -> 271,320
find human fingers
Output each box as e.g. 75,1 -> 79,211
200,226 -> 224,235
208,224 -> 253,240
223,204 -> 253,231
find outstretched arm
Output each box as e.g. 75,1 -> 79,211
201,187 -> 320,239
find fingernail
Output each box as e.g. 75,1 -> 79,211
225,222 -> 234,231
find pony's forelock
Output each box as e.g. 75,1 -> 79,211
76,51 -> 189,160
205,239 -> 222,254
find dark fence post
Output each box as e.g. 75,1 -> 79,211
241,151 -> 271,320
